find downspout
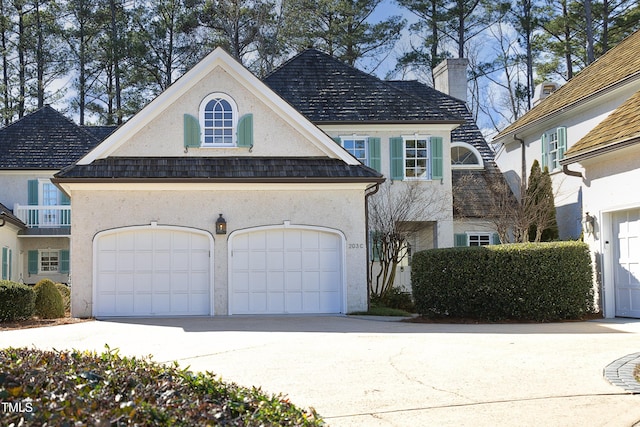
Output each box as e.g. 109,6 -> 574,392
562,164 -> 583,178
364,182 -> 381,311
514,134 -> 526,198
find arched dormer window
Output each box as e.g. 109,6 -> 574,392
199,93 -> 238,146
451,142 -> 483,169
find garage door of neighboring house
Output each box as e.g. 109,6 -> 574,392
94,226 -> 212,317
614,209 -> 640,318
229,226 -> 344,314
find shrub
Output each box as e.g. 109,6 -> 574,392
0,281 -> 35,322
55,283 -> 71,313
34,279 -> 65,319
372,287 -> 415,312
0,347 -> 323,426
411,242 -> 595,322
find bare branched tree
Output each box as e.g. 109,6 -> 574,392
368,181 -> 450,298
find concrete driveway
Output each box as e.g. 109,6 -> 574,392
2,316 -> 640,426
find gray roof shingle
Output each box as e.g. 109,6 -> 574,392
54,157 -> 384,182
0,105 -> 109,169
263,49 -> 463,124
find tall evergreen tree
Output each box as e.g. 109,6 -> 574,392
526,160 -> 558,242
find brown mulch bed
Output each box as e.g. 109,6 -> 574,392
0,315 -> 93,331
403,311 -> 604,324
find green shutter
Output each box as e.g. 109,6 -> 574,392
60,249 -> 70,274
430,136 -> 443,180
1,247 -> 7,280
27,179 -> 39,226
454,234 -> 468,247
8,249 -> 11,280
332,136 -> 341,144
492,233 -> 501,245
540,133 -> 547,170
237,113 -> 253,148
557,126 -> 567,161
183,114 -> 201,148
28,250 -> 39,275
368,137 -> 381,172
390,137 -> 404,180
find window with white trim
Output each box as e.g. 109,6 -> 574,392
541,126 -> 566,171
199,93 -> 237,146
341,137 -> 368,164
404,137 -> 429,179
451,142 -> 483,169
468,233 -> 491,246
40,250 -> 60,272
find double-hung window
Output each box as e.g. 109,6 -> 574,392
336,136 -> 381,171
390,135 -> 443,180
541,127 -> 567,171
27,249 -> 69,275
1,247 -> 11,280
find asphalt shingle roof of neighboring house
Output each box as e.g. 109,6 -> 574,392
54,157 -> 384,183
0,202 -> 25,228
495,29 -> 640,140
0,105 -> 112,169
263,49 -> 463,124
563,89 -> 640,163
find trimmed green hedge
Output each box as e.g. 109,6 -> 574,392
411,242 -> 595,322
34,279 -> 65,319
0,281 -> 35,322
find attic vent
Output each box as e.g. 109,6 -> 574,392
532,81 -> 560,106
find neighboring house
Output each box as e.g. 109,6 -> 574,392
0,106 -> 113,285
493,29 -> 640,318
0,204 -> 25,281
53,48 -> 384,318
264,50 -> 507,288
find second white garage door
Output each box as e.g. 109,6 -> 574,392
230,227 -> 343,314
94,226 -> 212,317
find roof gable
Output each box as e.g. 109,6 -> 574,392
263,49 -> 462,124
0,105 -> 103,169
563,89 -> 640,162
495,29 -> 640,140
79,47 -> 359,165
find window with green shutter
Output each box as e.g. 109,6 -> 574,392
454,234 -> 468,247
541,126 -> 567,171
338,136 -> 380,171
430,136 -> 443,180
393,135 -> 442,180
390,137 -> 404,180
60,250 -> 70,274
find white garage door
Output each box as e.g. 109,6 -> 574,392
230,228 -> 343,314
95,227 -> 211,317
614,209 -> 640,318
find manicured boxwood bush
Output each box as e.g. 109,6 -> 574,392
0,347 -> 323,426
411,241 -> 595,322
55,283 -> 71,313
0,280 -> 35,322
33,279 -> 65,319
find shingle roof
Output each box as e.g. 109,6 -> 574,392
0,202 -> 25,228
263,49 -> 463,124
563,89 -> 640,162
495,29 -> 640,140
54,157 -> 384,183
0,105 -> 104,169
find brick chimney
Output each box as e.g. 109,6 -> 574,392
433,58 -> 469,103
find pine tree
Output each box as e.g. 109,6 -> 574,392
526,160 -> 558,242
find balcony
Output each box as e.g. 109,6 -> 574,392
14,204 -> 71,229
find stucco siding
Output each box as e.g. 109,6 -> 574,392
110,66 -> 328,159
69,185 -> 369,317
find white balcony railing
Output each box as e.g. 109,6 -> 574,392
14,204 -> 71,228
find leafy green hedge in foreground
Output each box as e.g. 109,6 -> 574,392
412,241 -> 595,322
0,347 -> 323,426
